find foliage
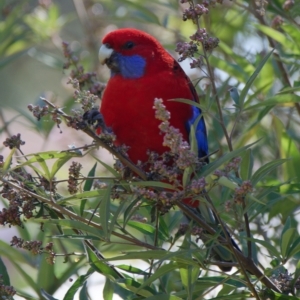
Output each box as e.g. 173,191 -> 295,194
0,0 -> 300,299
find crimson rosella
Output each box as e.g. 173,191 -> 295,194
86,28 -> 239,271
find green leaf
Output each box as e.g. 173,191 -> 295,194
21,150 -> 80,164
79,281 -> 88,300
109,196 -> 128,236
239,49 -> 274,109
245,94 -> 300,110
280,217 -> 296,259
37,251 -> 55,293
41,289 -> 59,300
261,290 -> 300,300
239,232 -> 258,265
199,276 -> 248,288
57,189 -> 109,204
117,0 -> 160,25
249,238 -> 281,258
286,236 -> 300,258
93,156 -> 120,177
199,140 -> 260,177
104,250 -> 196,266
255,24 -> 300,54
86,245 -> 121,280
143,295 -> 182,300
277,86 -> 300,95
126,220 -> 168,241
0,241 -> 40,294
0,257 -> 10,285
291,260 -> 300,291
80,162 -> 97,216
116,264 -> 149,275
251,159 -> 288,186
50,154 -> 74,178
209,56 -> 249,83
0,48 -> 28,68
32,219 -> 103,238
129,181 -> 177,189
99,185 -> 112,239
123,196 -> 144,225
179,265 -> 199,293
51,234 -> 100,240
117,278 -> 155,298
84,163 -> 97,192
138,263 -> 178,290
18,151 -> 79,180
240,149 -> 253,180
2,148 -> 16,172
103,278 -> 114,300
63,268 -> 94,300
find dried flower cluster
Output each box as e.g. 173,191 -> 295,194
0,274 -> 16,299
130,214 -> 148,223
10,236 -> 56,264
39,176 -> 57,192
153,98 -> 198,170
62,41 -> 105,97
213,157 -> 242,177
0,183 -> 36,227
283,0 -> 294,10
68,161 -> 82,194
28,81 -> 101,133
255,0 -> 268,16
271,15 -> 284,29
233,180 -> 253,204
69,78 -> 100,112
176,223 -> 204,242
270,270 -> 300,293
182,3 -> 208,22
176,0 -> 220,68
189,177 -> 206,194
27,104 -> 49,121
3,134 -> 25,149
28,103 -> 64,130
28,46 -> 104,132
133,187 -> 185,215
125,98 -> 209,215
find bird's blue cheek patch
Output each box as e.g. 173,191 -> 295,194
112,53 -> 146,79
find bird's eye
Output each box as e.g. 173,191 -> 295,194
124,41 -> 134,49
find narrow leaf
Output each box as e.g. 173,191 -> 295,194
251,159 -> 288,186
63,269 -> 94,300
239,49 -> 274,108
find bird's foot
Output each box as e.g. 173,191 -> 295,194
82,108 -> 112,134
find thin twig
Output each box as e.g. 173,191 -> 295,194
0,178 -> 161,252
42,98 -> 148,180
177,200 -> 281,293
203,193 -> 259,299
251,0 -> 300,116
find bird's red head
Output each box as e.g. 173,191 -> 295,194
99,28 -> 174,78
101,28 -> 163,57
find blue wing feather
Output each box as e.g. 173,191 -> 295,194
185,81 -> 208,161
188,106 -> 208,159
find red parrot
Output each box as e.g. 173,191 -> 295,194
86,28 -> 239,271
98,28 -> 208,165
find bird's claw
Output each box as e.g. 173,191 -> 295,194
83,108 -> 112,134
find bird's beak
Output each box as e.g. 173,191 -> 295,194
99,44 -> 114,65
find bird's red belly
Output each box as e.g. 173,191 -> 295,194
100,75 -> 193,164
